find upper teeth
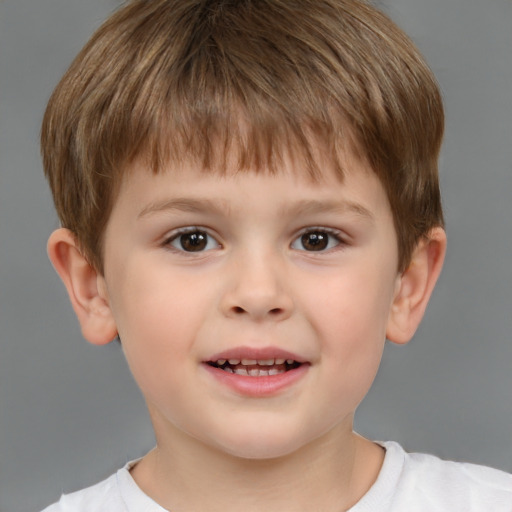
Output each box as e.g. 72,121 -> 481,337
221,358 -> 291,366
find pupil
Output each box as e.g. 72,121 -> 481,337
302,232 -> 328,251
181,232 -> 207,251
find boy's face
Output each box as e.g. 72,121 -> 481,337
98,150 -> 402,459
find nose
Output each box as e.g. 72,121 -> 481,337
220,249 -> 294,322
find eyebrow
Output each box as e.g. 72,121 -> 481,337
138,198 -> 230,218
285,199 -> 374,221
138,197 -> 373,221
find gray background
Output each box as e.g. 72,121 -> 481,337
1,0 -> 511,510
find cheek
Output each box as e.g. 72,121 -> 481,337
107,260 -> 211,395
309,265 -> 395,344
304,265 -> 395,399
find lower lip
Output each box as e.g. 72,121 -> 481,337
203,363 -> 309,397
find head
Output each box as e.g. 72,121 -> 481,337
41,0 -> 444,275
43,0 -> 447,460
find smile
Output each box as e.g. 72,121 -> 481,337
208,358 -> 302,377
203,348 -> 309,396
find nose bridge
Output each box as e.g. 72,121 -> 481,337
222,244 -> 293,321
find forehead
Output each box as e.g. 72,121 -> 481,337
114,140 -> 388,222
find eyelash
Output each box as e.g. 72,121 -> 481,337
164,227 -> 220,253
291,227 -> 346,253
163,227 -> 347,254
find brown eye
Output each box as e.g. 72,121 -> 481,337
169,230 -> 219,252
180,232 -> 207,251
300,232 -> 329,251
291,230 -> 341,252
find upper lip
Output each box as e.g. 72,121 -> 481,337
205,346 -> 307,364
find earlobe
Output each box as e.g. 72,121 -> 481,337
386,227 -> 447,345
47,228 -> 118,345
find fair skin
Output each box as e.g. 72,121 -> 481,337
48,148 -> 446,512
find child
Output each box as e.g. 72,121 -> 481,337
40,0 -> 511,510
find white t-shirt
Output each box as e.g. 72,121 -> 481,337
42,441 -> 512,511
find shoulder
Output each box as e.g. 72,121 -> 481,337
40,472 -> 123,512
382,441 -> 512,511
40,459 -> 166,512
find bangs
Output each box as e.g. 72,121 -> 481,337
134,101 -> 350,181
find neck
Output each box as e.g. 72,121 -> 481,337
131,417 -> 384,512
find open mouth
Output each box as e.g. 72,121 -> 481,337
207,358 -> 302,377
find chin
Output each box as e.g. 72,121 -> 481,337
208,424 -> 320,461
220,442 -> 303,461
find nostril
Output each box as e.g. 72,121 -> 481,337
231,306 -> 283,316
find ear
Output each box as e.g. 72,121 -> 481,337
47,228 -> 118,345
386,227 -> 447,345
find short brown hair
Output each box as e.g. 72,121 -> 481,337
41,0 -> 444,272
